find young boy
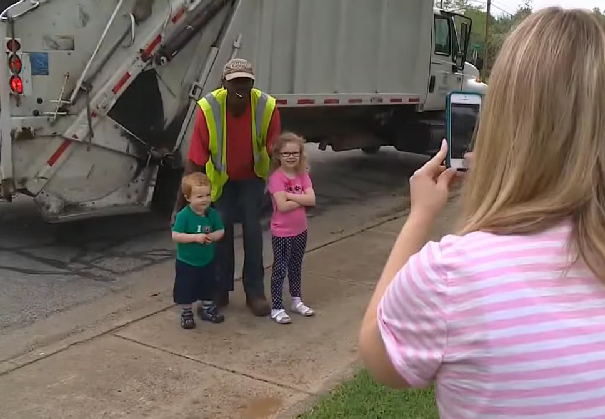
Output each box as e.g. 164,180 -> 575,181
172,172 -> 225,329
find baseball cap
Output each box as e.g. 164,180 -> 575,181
223,58 -> 255,81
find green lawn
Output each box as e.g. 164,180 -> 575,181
299,370 -> 439,419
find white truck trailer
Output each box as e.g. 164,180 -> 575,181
0,0 -> 486,222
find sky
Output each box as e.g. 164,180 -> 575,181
497,0 -> 602,13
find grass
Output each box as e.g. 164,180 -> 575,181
299,370 -> 439,419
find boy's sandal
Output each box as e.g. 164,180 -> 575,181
271,309 -> 292,324
291,302 -> 315,317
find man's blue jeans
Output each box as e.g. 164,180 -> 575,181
214,177 -> 266,299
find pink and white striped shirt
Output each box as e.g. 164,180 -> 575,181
378,222 -> 605,419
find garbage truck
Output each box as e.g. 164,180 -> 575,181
0,0 -> 487,222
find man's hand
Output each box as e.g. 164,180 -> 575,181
195,234 -> 210,244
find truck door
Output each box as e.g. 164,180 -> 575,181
424,13 -> 458,111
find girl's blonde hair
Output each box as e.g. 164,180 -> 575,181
270,132 -> 308,175
459,8 -> 605,277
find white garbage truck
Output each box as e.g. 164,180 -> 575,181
0,0 -> 486,222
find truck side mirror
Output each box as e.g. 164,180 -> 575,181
458,22 -> 470,70
460,22 -> 470,51
455,52 -> 465,69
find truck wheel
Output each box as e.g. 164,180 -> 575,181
362,145 -> 381,154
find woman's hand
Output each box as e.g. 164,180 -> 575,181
464,151 -> 475,171
409,140 -> 458,222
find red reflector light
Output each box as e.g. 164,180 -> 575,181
6,39 -> 21,52
141,34 -> 162,61
8,54 -> 21,74
112,72 -> 131,94
171,7 -> 185,23
297,99 -> 315,105
10,75 -> 23,94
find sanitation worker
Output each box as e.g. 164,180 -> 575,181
172,58 -> 281,317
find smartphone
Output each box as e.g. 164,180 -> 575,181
446,92 -> 482,171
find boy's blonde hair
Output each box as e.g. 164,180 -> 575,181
270,132 -> 308,175
459,8 -> 605,277
181,172 -> 211,199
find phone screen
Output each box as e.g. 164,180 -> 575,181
450,102 -> 480,161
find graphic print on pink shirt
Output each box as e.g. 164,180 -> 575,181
268,170 -> 312,237
378,222 -> 605,419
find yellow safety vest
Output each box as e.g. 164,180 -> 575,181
197,88 -> 276,202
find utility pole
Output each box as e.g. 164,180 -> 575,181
484,0 -> 491,75
440,0 -> 444,8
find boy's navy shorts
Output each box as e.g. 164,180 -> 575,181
173,259 -> 216,305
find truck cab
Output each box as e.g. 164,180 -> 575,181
425,8 -> 486,111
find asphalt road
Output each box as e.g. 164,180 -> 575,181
0,146 -> 427,334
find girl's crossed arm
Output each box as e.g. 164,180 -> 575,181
286,187 -> 316,207
286,174 -> 316,207
273,191 -> 302,212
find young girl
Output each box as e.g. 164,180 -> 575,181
267,132 -> 316,324
359,8 -> 605,419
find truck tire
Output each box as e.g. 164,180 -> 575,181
362,145 -> 381,154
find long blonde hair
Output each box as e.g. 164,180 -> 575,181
459,8 -> 605,277
270,132 -> 309,175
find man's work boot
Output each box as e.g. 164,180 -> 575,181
215,291 -> 229,308
246,295 -> 271,317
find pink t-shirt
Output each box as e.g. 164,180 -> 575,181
378,222 -> 605,419
268,169 -> 312,237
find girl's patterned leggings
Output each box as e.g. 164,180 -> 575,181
270,230 -> 308,310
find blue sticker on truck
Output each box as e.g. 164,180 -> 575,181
29,52 -> 49,76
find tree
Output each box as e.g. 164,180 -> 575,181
435,0 -> 474,11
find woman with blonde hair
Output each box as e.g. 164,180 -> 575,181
359,8 -> 605,418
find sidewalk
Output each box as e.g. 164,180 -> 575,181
0,209 -> 454,419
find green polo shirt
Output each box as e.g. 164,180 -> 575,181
172,205 -> 224,267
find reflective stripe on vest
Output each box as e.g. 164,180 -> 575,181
202,92 -> 225,173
